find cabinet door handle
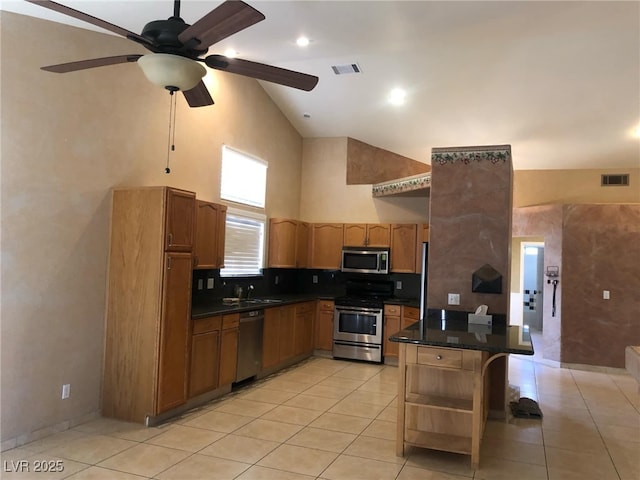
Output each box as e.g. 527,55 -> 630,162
436,355 -> 443,360
167,233 -> 173,246
167,257 -> 172,270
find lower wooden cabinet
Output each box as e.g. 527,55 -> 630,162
262,308 -> 281,370
403,306 -> 420,328
315,300 -> 335,351
188,313 -> 238,398
294,301 -> 315,356
189,318 -> 221,397
262,302 -> 316,371
384,304 -> 401,359
219,314 -> 239,386
384,304 -> 420,359
279,305 -> 297,362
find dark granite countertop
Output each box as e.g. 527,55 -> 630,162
384,298 -> 420,308
191,294 -> 334,319
389,309 -> 534,356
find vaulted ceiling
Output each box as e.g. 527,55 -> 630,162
3,0 -> 639,170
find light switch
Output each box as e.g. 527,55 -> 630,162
312,275 -> 318,284
448,293 -> 460,305
396,281 -> 403,290
197,279 -> 203,290
603,290 -> 610,300
207,278 -> 214,289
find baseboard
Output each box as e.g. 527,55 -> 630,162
1,410 -> 100,452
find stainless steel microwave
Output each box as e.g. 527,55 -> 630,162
341,247 -> 390,274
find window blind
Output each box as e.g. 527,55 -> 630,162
221,210 -> 265,277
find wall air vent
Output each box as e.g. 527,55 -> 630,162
331,63 -> 361,75
601,174 -> 630,186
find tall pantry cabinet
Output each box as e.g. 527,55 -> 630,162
103,187 -> 195,424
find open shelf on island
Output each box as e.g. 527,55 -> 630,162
405,392 -> 473,413
405,429 -> 472,455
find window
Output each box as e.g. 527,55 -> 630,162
221,208 -> 265,277
220,145 -> 267,208
220,145 -> 268,277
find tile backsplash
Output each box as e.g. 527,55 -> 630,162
191,268 -> 422,308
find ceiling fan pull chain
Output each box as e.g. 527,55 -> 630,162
165,91 -> 176,174
171,92 -> 177,152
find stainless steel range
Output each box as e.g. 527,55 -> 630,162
333,279 -> 393,363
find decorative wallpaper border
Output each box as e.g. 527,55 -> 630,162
372,172 -> 432,197
431,145 -> 512,165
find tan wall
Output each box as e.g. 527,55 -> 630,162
514,168 -> 640,207
561,204 -> 640,368
299,137 -> 430,223
0,12 -> 302,443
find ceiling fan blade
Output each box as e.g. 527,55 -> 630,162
204,55 -> 319,91
183,81 -> 215,107
178,0 -> 265,50
41,55 -> 142,73
24,0 -> 154,48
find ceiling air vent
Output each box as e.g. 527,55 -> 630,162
331,63 -> 361,75
601,174 -> 630,186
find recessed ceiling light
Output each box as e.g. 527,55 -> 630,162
296,36 -> 310,47
388,88 -> 406,106
224,49 -> 238,58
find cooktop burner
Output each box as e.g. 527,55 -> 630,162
334,295 -> 385,309
335,278 -> 394,309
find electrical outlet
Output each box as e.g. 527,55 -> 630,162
61,384 -> 70,399
396,281 -> 403,290
206,278 -> 214,289
312,275 -> 318,284
603,290 -> 610,300
448,293 -> 460,305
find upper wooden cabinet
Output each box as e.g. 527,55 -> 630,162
390,224 -> 418,273
165,188 -> 196,252
421,224 -> 430,242
269,220 -> 425,272
416,223 -> 429,274
268,218 -> 310,268
310,223 -> 344,269
343,224 -> 390,247
295,221 -> 310,268
194,200 -> 227,269
104,186 -> 194,423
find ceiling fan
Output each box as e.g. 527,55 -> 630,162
26,0 -> 319,107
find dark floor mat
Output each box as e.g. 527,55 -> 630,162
509,397 -> 543,419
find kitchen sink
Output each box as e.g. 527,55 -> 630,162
242,298 -> 284,304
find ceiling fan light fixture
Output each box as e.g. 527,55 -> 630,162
138,53 -> 206,92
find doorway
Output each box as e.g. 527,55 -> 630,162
522,243 -> 544,332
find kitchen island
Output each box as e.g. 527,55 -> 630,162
389,309 -> 534,468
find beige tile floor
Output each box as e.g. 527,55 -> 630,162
3,350 -> 639,480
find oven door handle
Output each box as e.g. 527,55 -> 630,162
335,306 -> 383,314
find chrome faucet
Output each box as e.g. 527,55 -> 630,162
247,284 -> 254,299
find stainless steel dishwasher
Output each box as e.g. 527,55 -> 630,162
235,309 -> 264,383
